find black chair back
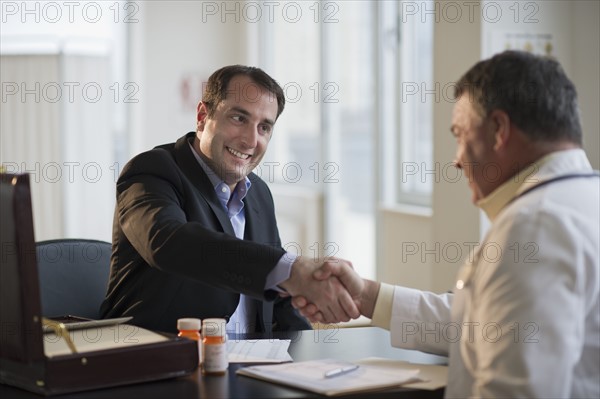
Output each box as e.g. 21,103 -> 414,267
36,239 -> 111,319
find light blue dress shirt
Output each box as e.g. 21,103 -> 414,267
188,141 -> 294,333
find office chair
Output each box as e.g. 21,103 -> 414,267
36,239 -> 111,319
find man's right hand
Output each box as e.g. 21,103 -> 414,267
279,256 -> 363,324
290,261 -> 380,323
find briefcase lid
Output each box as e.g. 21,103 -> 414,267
0,173 -> 45,363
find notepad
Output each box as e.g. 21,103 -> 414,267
237,358 -> 426,396
43,324 -> 169,358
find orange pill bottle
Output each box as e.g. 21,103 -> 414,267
201,318 -> 228,375
177,318 -> 202,365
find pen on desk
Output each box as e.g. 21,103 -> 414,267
324,364 -> 360,379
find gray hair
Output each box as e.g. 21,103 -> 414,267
455,51 -> 582,144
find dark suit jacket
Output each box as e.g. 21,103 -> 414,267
100,132 -> 310,333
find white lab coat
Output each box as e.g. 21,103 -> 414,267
388,149 -> 600,398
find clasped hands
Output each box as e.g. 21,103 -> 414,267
280,256 -> 374,324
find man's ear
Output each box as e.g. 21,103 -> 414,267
196,101 -> 208,132
490,109 -> 511,151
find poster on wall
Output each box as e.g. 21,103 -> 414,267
488,31 -> 555,57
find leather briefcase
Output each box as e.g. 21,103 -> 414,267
0,173 -> 199,395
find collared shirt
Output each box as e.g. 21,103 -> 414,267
476,153 -> 553,221
188,141 -> 294,333
371,149 -> 600,398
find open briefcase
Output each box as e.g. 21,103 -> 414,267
0,173 -> 199,395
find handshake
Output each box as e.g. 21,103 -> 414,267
279,257 -> 380,324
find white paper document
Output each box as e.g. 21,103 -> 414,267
237,358 -> 425,396
358,357 -> 448,391
227,339 -> 292,363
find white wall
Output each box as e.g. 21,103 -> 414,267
430,4 -> 483,293
128,1 -> 252,157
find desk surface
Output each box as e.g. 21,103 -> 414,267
1,326 -> 447,398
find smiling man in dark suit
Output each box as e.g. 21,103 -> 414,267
100,65 -> 361,334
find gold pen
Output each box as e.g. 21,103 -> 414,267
42,318 -> 78,354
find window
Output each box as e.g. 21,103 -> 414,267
1,0 -> 129,240
396,0 -> 435,206
259,1 -> 376,279
258,0 -> 434,279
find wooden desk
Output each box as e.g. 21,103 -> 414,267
0,326 -> 447,398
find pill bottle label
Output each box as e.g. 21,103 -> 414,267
202,343 -> 227,373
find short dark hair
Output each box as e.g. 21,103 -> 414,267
202,65 -> 285,120
454,50 -> 582,144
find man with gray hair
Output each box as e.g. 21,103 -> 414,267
294,51 -> 600,398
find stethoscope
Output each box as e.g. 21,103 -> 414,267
455,172 -> 599,291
